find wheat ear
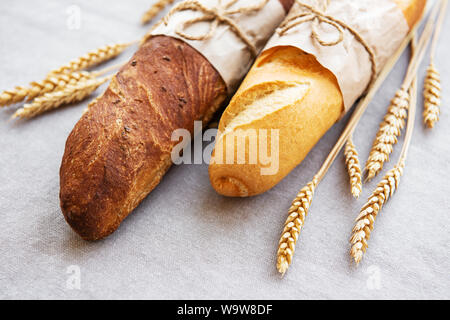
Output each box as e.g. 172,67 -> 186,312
12,75 -> 112,119
49,43 -> 131,74
423,0 -> 447,128
0,71 -> 93,107
365,88 -> 410,181
350,161 -> 405,264
344,137 -> 363,198
0,42 -> 129,107
141,0 -> 175,24
423,64 -> 441,128
351,34 -> 419,266
277,177 -> 318,275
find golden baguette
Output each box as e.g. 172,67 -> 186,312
209,0 -> 427,197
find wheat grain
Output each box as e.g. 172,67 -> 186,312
365,88 -> 409,181
423,64 -> 441,128
13,76 -> 111,119
277,177 -> 318,275
49,43 -> 130,75
141,0 -> 175,24
344,137 -> 362,198
350,161 -> 404,265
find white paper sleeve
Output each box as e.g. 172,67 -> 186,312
265,0 -> 410,112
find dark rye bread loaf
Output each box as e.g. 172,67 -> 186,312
60,0 -> 294,240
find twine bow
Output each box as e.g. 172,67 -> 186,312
163,0 -> 270,56
278,0 -> 377,87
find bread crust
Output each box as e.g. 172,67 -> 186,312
209,0 -> 426,197
280,0 -> 294,12
60,36 -> 227,240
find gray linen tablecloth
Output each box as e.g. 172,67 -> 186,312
0,0 -> 449,299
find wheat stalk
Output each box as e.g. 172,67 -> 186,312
344,137 -> 362,198
12,75 -> 112,119
277,176 -> 318,275
350,34 -> 419,266
365,88 -> 410,181
275,4 -> 436,275
49,43 -> 131,75
141,0 -> 175,24
350,161 -> 405,264
423,0 -> 447,128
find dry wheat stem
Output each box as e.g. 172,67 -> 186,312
402,1 -> 441,89
350,36 -> 418,266
344,137 -> 362,198
275,8 -> 431,276
429,0 -> 448,60
94,62 -> 126,77
141,0 -> 175,24
423,0 -> 447,128
277,176 -> 319,275
12,75 -> 112,119
48,42 -> 133,75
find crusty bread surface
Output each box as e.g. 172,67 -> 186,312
60,36 -> 227,240
209,0 -> 426,197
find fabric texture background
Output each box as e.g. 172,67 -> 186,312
0,0 -> 448,299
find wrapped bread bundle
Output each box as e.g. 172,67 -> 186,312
209,0 -> 426,197
60,0 -> 294,240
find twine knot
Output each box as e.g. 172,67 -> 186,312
278,0 -> 344,46
278,0 -> 377,89
163,0 -> 270,56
